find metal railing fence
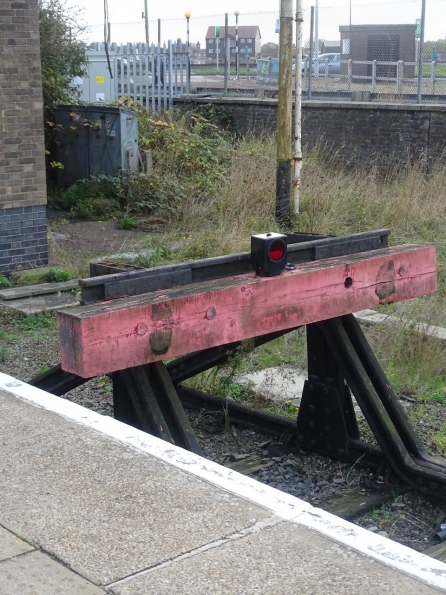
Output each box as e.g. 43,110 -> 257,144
91,41 -> 190,109
86,1 -> 446,104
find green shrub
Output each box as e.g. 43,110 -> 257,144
47,107 -> 232,222
46,268 -> 71,283
48,174 -> 126,218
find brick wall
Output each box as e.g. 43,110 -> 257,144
175,97 -> 446,169
0,0 -> 48,274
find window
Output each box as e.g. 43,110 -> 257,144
209,39 -> 213,44
240,38 -> 245,44
247,39 -> 252,44
209,49 -> 213,54
342,39 -> 350,54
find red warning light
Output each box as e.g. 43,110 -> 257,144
269,240 -> 286,262
251,232 -> 288,277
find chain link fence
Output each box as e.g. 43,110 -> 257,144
87,1 -> 446,104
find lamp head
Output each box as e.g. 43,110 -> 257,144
184,11 -> 191,19
234,10 -> 239,17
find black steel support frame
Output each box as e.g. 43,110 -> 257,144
27,228 -> 446,500
81,229 -> 390,304
112,361 -> 202,455
310,315 -> 446,499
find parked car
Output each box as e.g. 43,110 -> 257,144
301,53 -> 340,76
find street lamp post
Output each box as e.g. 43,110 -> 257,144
234,10 -> 239,79
144,0 -> 149,46
184,11 -> 191,93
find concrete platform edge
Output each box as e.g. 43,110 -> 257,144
1,371 -> 445,591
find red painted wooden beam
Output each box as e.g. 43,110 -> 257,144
58,245 -> 436,378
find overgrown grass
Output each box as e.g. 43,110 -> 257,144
171,136 -> 446,410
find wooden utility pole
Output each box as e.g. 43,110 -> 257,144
276,0 -> 294,221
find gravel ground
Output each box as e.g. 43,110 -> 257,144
1,303 -> 446,556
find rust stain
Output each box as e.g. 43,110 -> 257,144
149,328 -> 173,355
375,260 -> 396,303
398,265 -> 409,277
151,302 -> 173,321
136,322 -> 148,336
206,306 -> 217,320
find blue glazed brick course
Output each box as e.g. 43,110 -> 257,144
0,205 -> 48,275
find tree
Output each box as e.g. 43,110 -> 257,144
39,0 -> 88,107
261,42 -> 279,58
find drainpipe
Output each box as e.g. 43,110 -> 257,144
292,0 -> 303,215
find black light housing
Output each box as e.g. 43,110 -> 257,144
251,232 -> 288,277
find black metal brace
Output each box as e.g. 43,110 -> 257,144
298,314 -> 446,500
113,361 -> 203,456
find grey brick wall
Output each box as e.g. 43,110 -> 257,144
0,0 -> 48,275
0,205 -> 48,272
175,97 -> 446,169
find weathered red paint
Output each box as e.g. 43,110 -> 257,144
58,245 -> 436,378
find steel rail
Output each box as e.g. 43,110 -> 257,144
80,229 -> 390,304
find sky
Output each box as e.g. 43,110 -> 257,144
65,0 -> 446,46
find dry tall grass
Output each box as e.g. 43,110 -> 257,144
166,133 -> 446,402
169,134 -> 446,291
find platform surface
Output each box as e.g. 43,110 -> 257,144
1,373 -> 446,594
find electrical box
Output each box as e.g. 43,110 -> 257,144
54,105 -> 139,185
72,51 -> 116,104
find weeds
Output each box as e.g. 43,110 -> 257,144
0,330 -> 15,343
13,313 -> 56,331
0,275 -> 12,288
46,268 -> 71,283
431,426 -> 446,454
117,217 -> 136,230
0,347 -> 15,362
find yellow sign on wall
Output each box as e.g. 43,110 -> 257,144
95,76 -> 105,84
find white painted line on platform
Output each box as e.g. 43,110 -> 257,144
1,372 -> 446,591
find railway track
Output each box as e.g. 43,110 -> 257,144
178,386 -> 446,558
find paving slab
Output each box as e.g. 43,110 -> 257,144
0,526 -> 34,561
354,309 -> 446,342
0,280 -> 79,301
0,417 -> 269,585
0,549 -> 104,594
237,365 -> 306,405
0,388 -> 74,445
110,521 -> 442,595
1,291 -> 80,314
